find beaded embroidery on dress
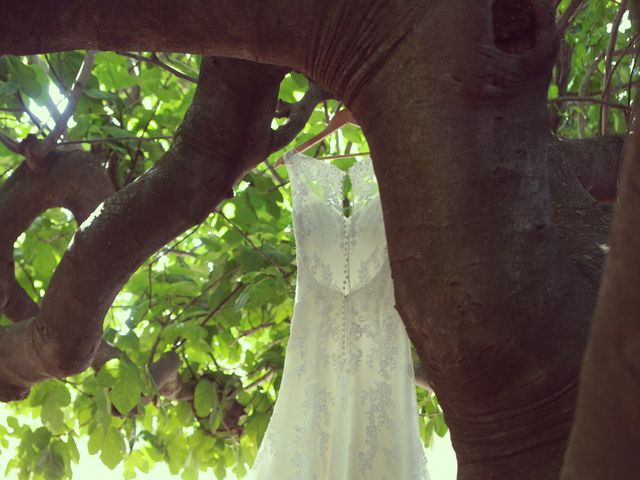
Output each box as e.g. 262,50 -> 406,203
246,151 -> 429,479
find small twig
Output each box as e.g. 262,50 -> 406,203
15,92 -> 45,133
34,51 -> 96,156
0,130 -> 20,153
157,53 -> 199,80
549,96 -> 632,110
264,158 -> 286,184
147,317 -> 171,365
234,322 -> 275,344
147,263 -> 153,308
0,166 -> 15,179
16,263 -> 39,300
58,379 -> 91,398
126,100 -> 160,184
629,49 -> 639,127
317,152 -> 370,160
197,283 -> 246,326
44,54 -> 69,95
117,52 -> 198,83
268,180 -> 290,192
209,353 -> 222,372
217,210 -> 288,277
273,109 -> 355,167
58,135 -> 173,145
600,0 -> 628,134
556,0 -> 587,36
28,56 -> 63,122
240,370 -> 275,393
179,347 -> 198,379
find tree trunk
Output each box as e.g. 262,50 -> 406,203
349,2 -> 596,479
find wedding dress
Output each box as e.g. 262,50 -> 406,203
246,151 -> 429,479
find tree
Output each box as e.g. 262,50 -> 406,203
0,1 -> 637,479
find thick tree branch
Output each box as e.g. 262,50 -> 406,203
548,135 -> 622,288
0,0 -> 424,102
0,1 -> 312,65
552,134 -> 625,202
0,149 -> 122,373
0,151 -> 114,322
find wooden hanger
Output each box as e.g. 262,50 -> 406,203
273,109 -> 369,167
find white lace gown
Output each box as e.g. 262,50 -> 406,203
247,151 -> 429,479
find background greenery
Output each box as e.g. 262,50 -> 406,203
0,1 -> 633,478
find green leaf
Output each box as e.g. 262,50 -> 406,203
87,427 -> 104,455
433,414 -> 448,437
166,434 -> 189,474
245,412 -> 270,445
194,379 -> 217,418
0,80 -> 19,95
41,392 -> 67,433
100,427 -> 126,469
7,57 -> 41,99
66,436 -> 80,463
93,387 -> 112,428
6,416 -> 19,431
103,359 -> 143,415
31,427 -> 51,450
35,448 -> 65,478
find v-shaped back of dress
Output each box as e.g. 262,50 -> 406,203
247,151 -> 429,480
285,152 -> 387,296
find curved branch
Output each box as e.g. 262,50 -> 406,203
269,82 -> 328,153
552,134 -> 625,202
0,151 -> 114,321
548,135 -> 622,287
0,150 -> 121,373
0,57 -> 285,402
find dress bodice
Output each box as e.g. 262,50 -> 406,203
284,152 -> 387,296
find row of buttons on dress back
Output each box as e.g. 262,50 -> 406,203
341,179 -> 351,369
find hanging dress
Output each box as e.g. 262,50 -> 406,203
246,151 -> 429,479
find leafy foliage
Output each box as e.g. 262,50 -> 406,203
0,2 -> 630,477
551,0 -> 637,137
